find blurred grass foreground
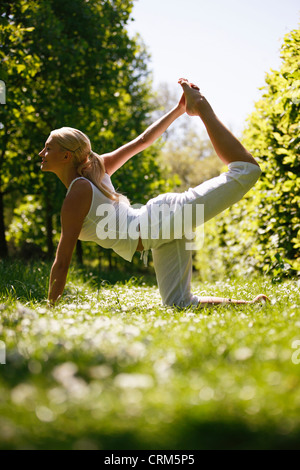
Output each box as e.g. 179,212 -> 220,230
0,260 -> 300,450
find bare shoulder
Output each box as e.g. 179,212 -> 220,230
62,179 -> 92,220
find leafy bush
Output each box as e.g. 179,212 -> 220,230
196,26 -> 300,280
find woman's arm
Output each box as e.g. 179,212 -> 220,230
48,180 -> 92,306
102,94 -> 186,176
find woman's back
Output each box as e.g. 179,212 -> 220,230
66,174 -> 141,261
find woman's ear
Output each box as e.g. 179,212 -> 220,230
64,151 -> 72,162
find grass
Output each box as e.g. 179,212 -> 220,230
0,258 -> 300,449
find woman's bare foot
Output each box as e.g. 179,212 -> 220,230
178,78 -> 204,116
251,294 -> 271,304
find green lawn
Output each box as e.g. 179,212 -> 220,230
0,260 -> 300,449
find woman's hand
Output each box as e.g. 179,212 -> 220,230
47,296 -> 62,308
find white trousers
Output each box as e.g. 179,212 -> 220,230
140,161 -> 262,307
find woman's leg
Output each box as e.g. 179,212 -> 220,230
148,81 -> 268,307
152,237 -> 270,307
141,159 -> 262,248
151,237 -> 199,308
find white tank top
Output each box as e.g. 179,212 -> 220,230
66,174 -> 143,262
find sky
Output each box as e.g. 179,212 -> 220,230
128,0 -> 300,135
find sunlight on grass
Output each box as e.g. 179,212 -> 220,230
0,260 -> 300,449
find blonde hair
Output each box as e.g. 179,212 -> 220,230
50,127 -> 129,204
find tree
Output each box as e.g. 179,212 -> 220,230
0,1 -> 41,257
198,26 -> 300,279
0,0 -> 169,260
160,127 -> 224,191
242,25 -> 300,276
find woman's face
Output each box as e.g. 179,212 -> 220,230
39,136 -> 67,172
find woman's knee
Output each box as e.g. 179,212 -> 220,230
245,162 -> 262,187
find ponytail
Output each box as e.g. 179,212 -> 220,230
79,150 -> 130,204
50,127 -> 129,204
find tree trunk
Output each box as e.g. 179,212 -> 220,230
0,190 -> 8,258
108,251 -> 112,270
98,246 -> 102,271
76,240 -> 83,265
45,200 -> 54,259
0,127 -> 9,259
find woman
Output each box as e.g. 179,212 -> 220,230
40,78 -> 270,307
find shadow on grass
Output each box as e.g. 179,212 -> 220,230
0,258 -> 157,303
1,415 -> 299,450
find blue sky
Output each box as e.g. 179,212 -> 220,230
128,0 -> 300,134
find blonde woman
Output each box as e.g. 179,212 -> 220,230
40,79 -> 270,307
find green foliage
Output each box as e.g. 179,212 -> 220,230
161,127 -> 224,192
198,26 -> 300,279
0,260 -> 300,449
0,0 -> 172,260
6,195 -> 61,257
7,196 -> 44,247
152,83 -> 224,192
